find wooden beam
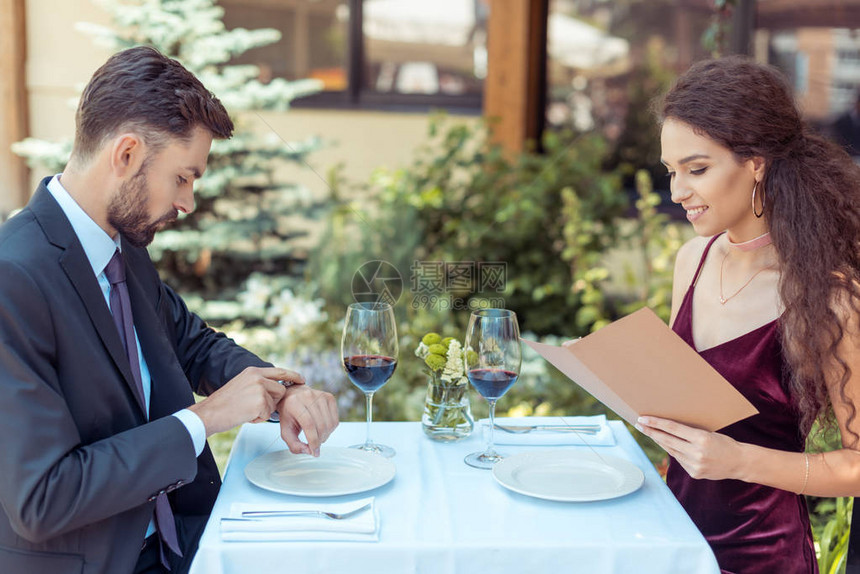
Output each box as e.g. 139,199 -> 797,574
757,0 -> 860,29
484,0 -> 547,155
0,0 -> 30,215
293,2 -> 310,78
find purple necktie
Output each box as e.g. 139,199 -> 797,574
104,249 -> 182,568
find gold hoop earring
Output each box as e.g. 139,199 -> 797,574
752,181 -> 764,218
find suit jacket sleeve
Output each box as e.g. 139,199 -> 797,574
156,279 -> 272,396
0,260 -> 197,543
119,242 -> 272,396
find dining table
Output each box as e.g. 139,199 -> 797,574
188,420 -> 720,574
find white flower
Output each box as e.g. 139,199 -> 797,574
441,340 -> 465,383
267,289 -> 328,345
414,341 -> 429,359
238,275 -> 271,316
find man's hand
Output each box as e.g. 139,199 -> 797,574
277,385 -> 339,457
188,367 -> 300,436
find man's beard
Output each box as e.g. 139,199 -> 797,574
107,164 -> 178,248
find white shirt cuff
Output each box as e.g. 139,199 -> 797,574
172,409 -> 206,457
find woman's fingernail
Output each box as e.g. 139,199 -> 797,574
634,424 -> 644,432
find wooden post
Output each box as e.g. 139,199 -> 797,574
729,0 -> 756,56
0,0 -> 30,215
293,2 -> 309,78
483,0 -> 547,155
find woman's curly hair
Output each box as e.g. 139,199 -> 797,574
656,56 -> 860,444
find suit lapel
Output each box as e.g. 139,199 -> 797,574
29,182 -> 148,418
60,249 -> 148,415
124,260 -> 195,420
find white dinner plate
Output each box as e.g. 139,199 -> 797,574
245,447 -> 396,497
492,450 -> 644,502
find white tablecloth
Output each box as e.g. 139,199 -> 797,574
189,421 -> 719,574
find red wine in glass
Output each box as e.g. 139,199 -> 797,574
343,355 -> 397,393
467,368 -> 518,400
463,309 -> 521,469
341,302 -> 398,458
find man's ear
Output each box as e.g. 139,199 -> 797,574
108,133 -> 145,178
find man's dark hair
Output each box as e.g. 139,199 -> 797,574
72,45 -> 233,163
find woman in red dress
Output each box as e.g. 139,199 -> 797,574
635,57 -> 860,574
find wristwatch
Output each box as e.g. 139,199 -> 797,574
268,380 -> 295,422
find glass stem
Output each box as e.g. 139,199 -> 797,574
365,392 -> 375,446
487,399 -> 497,454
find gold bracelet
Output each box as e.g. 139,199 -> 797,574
800,452 -> 810,494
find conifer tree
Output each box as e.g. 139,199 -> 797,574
14,0 -> 327,321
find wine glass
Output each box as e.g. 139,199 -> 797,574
341,301 -> 398,458
463,308 -> 521,469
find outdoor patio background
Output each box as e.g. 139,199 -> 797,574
2,1 -> 859,571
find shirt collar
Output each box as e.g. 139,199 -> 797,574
46,174 -> 121,277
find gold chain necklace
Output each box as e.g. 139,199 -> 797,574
719,250 -> 776,305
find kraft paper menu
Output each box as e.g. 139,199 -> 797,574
522,307 -> 758,432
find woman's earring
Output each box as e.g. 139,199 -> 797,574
752,181 -> 764,218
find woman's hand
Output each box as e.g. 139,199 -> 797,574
635,416 -> 745,481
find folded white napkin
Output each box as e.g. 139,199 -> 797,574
484,415 -> 616,446
220,497 -> 378,542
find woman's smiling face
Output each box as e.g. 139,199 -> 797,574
661,117 -> 765,241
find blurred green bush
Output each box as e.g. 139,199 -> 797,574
311,117 -> 628,337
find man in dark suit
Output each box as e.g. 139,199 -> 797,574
0,46 -> 339,574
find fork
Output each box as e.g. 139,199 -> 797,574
236,502 -> 372,520
494,423 -> 601,434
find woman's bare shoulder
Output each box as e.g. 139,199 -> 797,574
674,235 -> 713,280
669,235 -> 713,326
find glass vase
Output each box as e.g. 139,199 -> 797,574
421,375 -> 474,442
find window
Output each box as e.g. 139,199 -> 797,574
545,0 -> 713,133
221,0 -> 349,89
363,0 -> 487,99
762,28 -> 860,124
221,0 -> 487,112
545,0 -> 712,206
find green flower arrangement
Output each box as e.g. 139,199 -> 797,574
415,332 -> 474,440
415,333 -> 460,377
